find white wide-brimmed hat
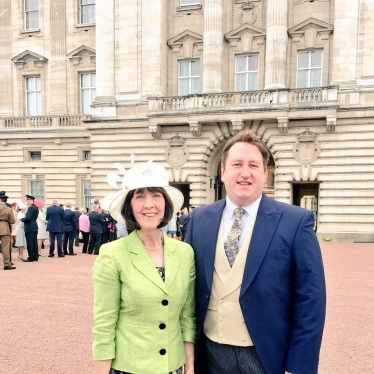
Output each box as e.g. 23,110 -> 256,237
108,160 -> 184,224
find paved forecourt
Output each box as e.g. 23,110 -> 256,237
0,241 -> 373,374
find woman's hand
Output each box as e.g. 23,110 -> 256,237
183,342 -> 194,374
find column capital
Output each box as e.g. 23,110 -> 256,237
189,121 -> 202,137
149,124 -> 162,139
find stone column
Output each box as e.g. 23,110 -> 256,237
202,0 -> 223,94
49,0 -> 68,115
92,0 -> 116,118
0,1 -> 13,117
141,0 -> 167,97
264,0 -> 288,89
331,0 -> 359,84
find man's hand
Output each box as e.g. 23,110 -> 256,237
286,372 -> 292,374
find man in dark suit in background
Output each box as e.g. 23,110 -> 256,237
186,130 -> 326,374
22,195 -> 39,262
63,202 -> 77,256
178,207 -> 190,242
74,206 -> 81,247
46,199 -> 65,257
88,204 -> 104,255
100,209 -> 109,245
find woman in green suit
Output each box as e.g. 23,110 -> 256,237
92,161 -> 196,374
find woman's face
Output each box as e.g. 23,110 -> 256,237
131,188 -> 165,230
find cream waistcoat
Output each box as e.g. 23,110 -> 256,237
204,217 -> 255,346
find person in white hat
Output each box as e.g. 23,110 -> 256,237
92,161 -> 196,374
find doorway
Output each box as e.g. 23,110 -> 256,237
292,183 -> 319,226
170,183 -> 190,210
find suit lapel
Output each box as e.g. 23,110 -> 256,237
240,194 -> 282,298
203,200 -> 226,292
129,232 -> 168,294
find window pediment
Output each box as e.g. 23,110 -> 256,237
168,30 -> 203,58
67,45 -> 96,65
288,18 -> 333,46
225,23 -> 266,51
12,50 -> 48,70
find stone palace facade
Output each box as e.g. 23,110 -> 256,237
0,0 -> 373,241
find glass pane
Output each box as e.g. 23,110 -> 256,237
298,51 -> 309,69
236,56 -> 246,72
91,73 -> 96,87
36,92 -> 41,115
81,5 -> 95,23
82,89 -> 91,114
35,76 -> 41,90
179,61 -> 189,77
311,50 -> 322,67
91,88 -> 96,103
297,70 -> 308,88
236,74 -> 246,92
248,55 -> 258,71
26,77 -> 34,91
179,79 -> 189,95
81,74 -> 89,88
181,0 -> 199,5
190,78 -> 200,94
26,11 -> 39,29
190,60 -> 200,76
310,69 -> 321,87
27,93 -> 36,116
25,0 -> 38,12
248,72 -> 258,90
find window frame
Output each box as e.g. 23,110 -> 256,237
30,180 -> 45,203
234,54 -> 259,92
25,75 -> 42,116
83,180 -> 92,211
296,50 -> 323,89
80,72 -> 96,114
29,151 -> 42,161
82,150 -> 91,161
79,0 -> 96,24
178,60 -> 200,96
24,0 -> 39,30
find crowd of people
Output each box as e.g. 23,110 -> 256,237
0,190 -> 193,271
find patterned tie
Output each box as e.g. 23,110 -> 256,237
224,208 -> 245,267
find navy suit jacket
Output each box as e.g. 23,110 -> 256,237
186,194 -> 326,374
63,209 -> 76,232
21,204 -> 39,233
46,205 -> 64,233
89,211 -> 104,235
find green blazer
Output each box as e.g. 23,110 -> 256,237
92,231 -> 196,374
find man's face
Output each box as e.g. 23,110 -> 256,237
26,198 -> 33,206
182,208 -> 188,215
221,142 -> 267,207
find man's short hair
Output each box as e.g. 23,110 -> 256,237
52,199 -> 59,205
221,130 -> 270,169
66,202 -> 72,208
121,187 -> 173,232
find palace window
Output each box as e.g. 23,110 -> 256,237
80,72 -> 96,114
25,0 -> 39,30
29,151 -> 41,161
26,76 -> 41,116
30,180 -> 44,202
82,150 -> 91,161
83,180 -> 91,210
297,50 -> 323,88
235,55 -> 259,92
179,60 -> 200,96
80,0 -> 95,24
180,0 -> 200,5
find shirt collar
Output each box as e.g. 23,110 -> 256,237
225,194 -> 262,219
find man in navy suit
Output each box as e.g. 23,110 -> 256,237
63,202 -> 77,256
186,130 -> 326,374
46,200 -> 65,257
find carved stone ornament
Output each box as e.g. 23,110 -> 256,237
238,1 -> 257,25
165,134 -> 189,167
293,129 -> 321,167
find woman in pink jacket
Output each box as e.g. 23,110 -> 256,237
79,208 -> 90,253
